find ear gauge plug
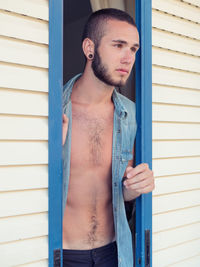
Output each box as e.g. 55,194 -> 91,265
88,54 -> 93,59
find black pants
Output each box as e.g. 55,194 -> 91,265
63,241 -> 118,267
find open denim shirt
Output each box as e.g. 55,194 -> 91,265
62,74 -> 137,267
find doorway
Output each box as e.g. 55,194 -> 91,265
62,1 -> 152,267
63,1 -> 137,266
63,0 -> 136,102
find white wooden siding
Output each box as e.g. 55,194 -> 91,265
169,255 -> 200,267
0,64 -> 48,92
0,10 -> 48,44
0,237 -> 48,267
0,1 -> 48,266
152,28 -> 200,57
0,37 -> 48,68
152,0 -> 200,266
153,206 -> 200,232
0,116 -> 48,140
0,0 -> 49,21
16,260 -> 48,267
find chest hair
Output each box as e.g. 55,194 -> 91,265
72,110 -> 112,166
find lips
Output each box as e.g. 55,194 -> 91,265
116,69 -> 129,74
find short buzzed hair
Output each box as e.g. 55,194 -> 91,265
82,8 -> 137,49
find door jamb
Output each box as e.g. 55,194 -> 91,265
135,1 -> 152,267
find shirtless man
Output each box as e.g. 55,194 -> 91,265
62,8 -> 154,267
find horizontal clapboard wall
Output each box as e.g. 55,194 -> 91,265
0,0 -> 49,266
152,0 -> 200,266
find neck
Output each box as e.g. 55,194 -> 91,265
71,63 -> 114,105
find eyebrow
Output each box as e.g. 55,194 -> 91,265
112,39 -> 140,49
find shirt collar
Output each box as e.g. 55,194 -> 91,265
63,73 -> 128,119
112,89 -> 128,119
63,73 -> 82,104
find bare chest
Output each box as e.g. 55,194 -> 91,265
70,106 -> 114,169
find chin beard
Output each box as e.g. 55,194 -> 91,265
92,49 -> 127,88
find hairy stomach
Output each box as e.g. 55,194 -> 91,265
62,185 -> 115,250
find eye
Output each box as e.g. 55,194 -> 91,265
131,47 -> 137,53
114,43 -> 123,48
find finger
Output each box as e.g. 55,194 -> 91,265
125,179 -> 155,194
62,114 -> 69,145
124,170 -> 151,186
134,183 -> 155,195
126,163 -> 149,179
126,166 -> 133,173
63,114 -> 68,123
125,174 -> 154,189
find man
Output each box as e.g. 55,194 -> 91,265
62,8 -> 154,267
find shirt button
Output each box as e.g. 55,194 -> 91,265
114,182 -> 117,187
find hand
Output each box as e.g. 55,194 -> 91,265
123,163 -> 155,201
62,114 -> 69,145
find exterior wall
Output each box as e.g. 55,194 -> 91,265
152,0 -> 200,266
0,1 -> 49,266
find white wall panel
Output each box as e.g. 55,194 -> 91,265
0,236 -> 48,266
152,47 -> 200,73
152,0 -> 200,23
153,140 -> 200,158
152,9 -> 200,39
154,173 -> 200,195
171,254 -> 200,267
153,190 -> 200,214
0,213 -> 48,243
153,103 -> 200,123
153,206 -> 200,232
0,37 -> 48,68
153,157 -> 200,177
153,239 -> 200,267
0,166 -> 48,191
0,64 -> 48,92
152,28 -> 200,56
152,3 -> 200,262
153,66 -> 200,90
0,116 -> 48,140
153,85 -> 200,107
182,0 -> 200,7
153,222 -> 200,251
17,260 -> 48,267
0,10 -> 48,44
0,2 -> 49,265
153,122 -> 200,140
0,89 -> 48,116
0,0 -> 48,21
0,189 -> 48,217
0,142 -> 48,166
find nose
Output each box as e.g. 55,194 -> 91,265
121,50 -> 135,65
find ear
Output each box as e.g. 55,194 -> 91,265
82,38 -> 95,60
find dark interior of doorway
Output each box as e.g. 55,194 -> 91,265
63,0 -> 136,102
63,1 -> 136,265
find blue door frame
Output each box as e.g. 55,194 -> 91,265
135,1 -> 152,267
48,1 -> 152,266
49,0 -> 63,266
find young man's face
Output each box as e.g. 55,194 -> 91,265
92,19 -> 140,87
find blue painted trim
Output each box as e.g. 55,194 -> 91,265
135,0 -> 152,267
49,0 -> 63,266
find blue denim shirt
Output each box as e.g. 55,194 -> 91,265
62,74 -> 137,267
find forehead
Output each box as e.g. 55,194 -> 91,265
102,19 -> 139,44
